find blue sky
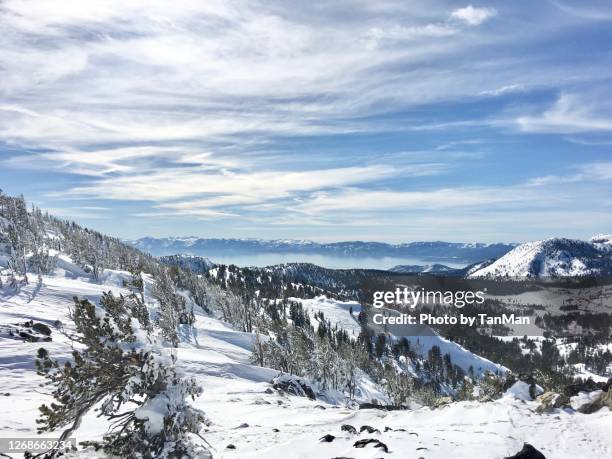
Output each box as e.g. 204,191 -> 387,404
1,0 -> 612,242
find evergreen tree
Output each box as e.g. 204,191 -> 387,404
35,293 -> 208,458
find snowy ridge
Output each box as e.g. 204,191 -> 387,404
469,237 -> 612,278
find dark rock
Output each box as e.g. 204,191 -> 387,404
235,423 -> 249,429
226,444 -> 236,450
272,428 -> 279,432
19,331 -> 39,342
319,434 -> 335,443
272,375 -> 316,400
353,439 -> 388,453
603,377 -> 612,392
578,389 -> 612,414
354,439 -> 376,448
360,425 -> 380,434
563,378 -> 604,397
504,443 -> 546,459
252,398 -> 271,405
264,387 -> 274,394
384,426 -> 392,432
374,441 -> 389,453
358,402 -> 403,410
32,322 -> 52,336
341,424 -> 357,434
314,404 -> 326,410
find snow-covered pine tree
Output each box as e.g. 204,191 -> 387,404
151,268 -> 195,347
35,292 -> 208,458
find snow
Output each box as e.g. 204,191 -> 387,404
505,381 -> 543,401
295,295 -> 362,337
2,256 -> 612,458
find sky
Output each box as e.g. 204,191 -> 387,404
1,0 -> 612,243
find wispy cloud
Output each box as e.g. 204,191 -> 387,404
516,93 -> 612,133
1,1 -> 612,241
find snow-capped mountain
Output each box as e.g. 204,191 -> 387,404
469,237 -> 612,278
389,263 -> 459,275
129,237 -> 515,262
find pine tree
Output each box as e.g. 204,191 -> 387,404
35,292 -> 208,458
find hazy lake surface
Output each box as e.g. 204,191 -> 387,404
203,252 -> 466,270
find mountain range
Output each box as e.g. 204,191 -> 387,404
129,237 -> 516,263
153,235 -> 612,280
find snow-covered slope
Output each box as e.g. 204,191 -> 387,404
295,296 -> 505,378
2,255 -> 612,457
469,237 -> 612,278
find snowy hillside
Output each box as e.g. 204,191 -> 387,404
295,296 -> 505,378
469,237 -> 612,278
2,260 -> 612,458
1,194 -> 611,459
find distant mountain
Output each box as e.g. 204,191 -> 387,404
469,237 -> 612,278
129,237 -> 515,263
389,263 -> 460,275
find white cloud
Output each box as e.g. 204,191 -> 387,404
516,93 -> 612,133
479,84 -> 524,97
451,5 -> 497,26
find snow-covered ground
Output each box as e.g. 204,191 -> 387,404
1,261 -> 611,458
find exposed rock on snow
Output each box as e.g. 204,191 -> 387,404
271,374 -> 316,400
359,425 -> 380,434
536,392 -> 571,413
564,378 -> 608,396
504,443 -> 546,459
577,389 -> 612,414
353,438 -> 389,453
31,322 -> 52,335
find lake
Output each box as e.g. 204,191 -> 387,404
201,252 -> 466,270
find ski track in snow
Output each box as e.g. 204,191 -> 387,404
1,264 -> 611,458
